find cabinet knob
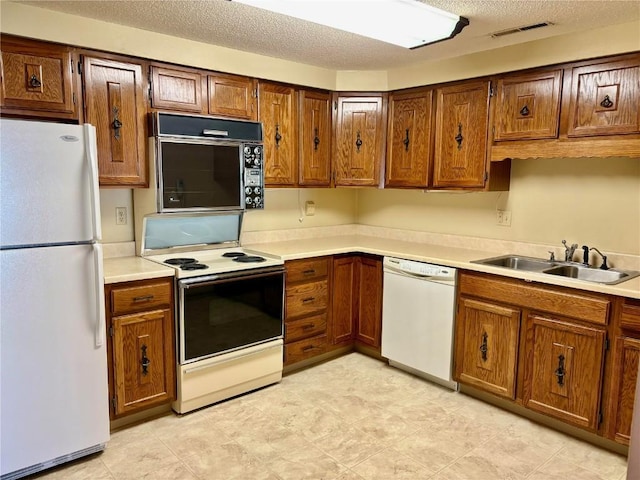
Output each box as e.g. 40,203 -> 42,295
455,123 -> 464,150
519,105 -> 530,116
140,344 -> 151,376
275,124 -> 282,148
479,331 -> 488,361
599,95 -> 614,109
355,131 -> 363,152
111,106 -> 123,140
314,127 -> 320,151
403,128 -> 410,151
554,354 -> 565,386
28,74 -> 42,88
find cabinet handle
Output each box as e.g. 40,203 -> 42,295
355,131 -> 363,152
275,124 -> 282,148
455,123 -> 464,150
302,345 -> 315,352
141,344 -> 150,375
403,128 -> 410,151
132,294 -> 154,303
600,95 -> 614,108
302,297 -> 315,303
519,105 -> 530,116
28,74 -> 42,88
302,269 -> 316,275
112,106 -> 123,140
314,128 -> 320,151
302,323 -> 316,330
554,354 -> 565,386
479,331 -> 488,361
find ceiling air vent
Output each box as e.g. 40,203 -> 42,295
491,22 -> 553,38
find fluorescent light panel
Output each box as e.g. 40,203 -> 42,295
233,0 -> 469,49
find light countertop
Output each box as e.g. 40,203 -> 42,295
244,235 -> 640,299
103,234 -> 640,299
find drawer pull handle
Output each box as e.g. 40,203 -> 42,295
600,95 -> 614,109
302,345 -> 315,352
29,74 -> 42,88
302,297 -> 315,304
133,295 -> 154,303
141,344 -> 150,375
554,354 -> 565,386
479,331 -> 488,361
303,269 -> 316,275
302,323 -> 315,330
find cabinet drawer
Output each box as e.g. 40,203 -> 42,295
621,299 -> 640,332
286,280 -> 328,319
111,282 -> 172,315
285,314 -> 327,343
284,335 -> 328,365
286,257 -> 329,283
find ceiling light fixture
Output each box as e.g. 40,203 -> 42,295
232,0 -> 469,49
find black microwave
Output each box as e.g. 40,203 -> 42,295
153,112 -> 264,212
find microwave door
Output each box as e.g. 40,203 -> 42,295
158,139 -> 243,212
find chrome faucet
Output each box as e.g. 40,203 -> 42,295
561,240 -> 578,262
590,247 -> 610,270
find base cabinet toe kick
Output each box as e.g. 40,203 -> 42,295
453,269 -> 637,447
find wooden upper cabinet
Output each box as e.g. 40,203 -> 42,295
299,90 -> 331,186
567,57 -> 640,137
259,82 -> 297,186
493,69 -> 562,141
433,81 -> 490,189
333,94 -> 386,186
149,66 -> 205,113
0,35 -> 77,120
82,56 -> 148,187
455,297 -> 521,399
385,89 -> 433,188
523,314 -> 605,431
208,73 -> 257,120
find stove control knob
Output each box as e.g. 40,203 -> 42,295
246,197 -> 253,205
254,146 -> 261,155
254,186 -> 261,195
245,187 -> 252,194
255,196 -> 261,206
254,158 -> 260,166
244,146 -> 251,154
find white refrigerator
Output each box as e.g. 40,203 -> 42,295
0,119 -> 109,479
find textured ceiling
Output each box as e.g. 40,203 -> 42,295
13,0 -> 640,70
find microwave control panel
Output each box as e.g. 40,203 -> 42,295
243,144 -> 264,209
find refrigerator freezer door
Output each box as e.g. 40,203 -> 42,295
0,119 -> 98,247
0,245 -> 109,477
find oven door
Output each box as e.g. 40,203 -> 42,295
177,266 -> 284,364
157,138 -> 243,212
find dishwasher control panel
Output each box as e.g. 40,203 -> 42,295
384,257 -> 455,279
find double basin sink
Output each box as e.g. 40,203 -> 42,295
472,255 -> 640,286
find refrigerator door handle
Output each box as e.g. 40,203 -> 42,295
84,124 -> 102,242
93,243 -> 106,348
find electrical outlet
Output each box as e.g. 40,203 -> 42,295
116,207 -> 127,225
305,201 -> 316,216
497,209 -> 512,226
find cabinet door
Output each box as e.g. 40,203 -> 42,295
299,90 -> 331,186
112,309 -> 175,415
567,57 -> 640,137
523,314 -> 605,430
609,336 -> 640,445
83,56 -> 148,187
355,256 -> 382,348
333,95 -> 385,186
0,35 -> 76,119
331,256 -> 357,345
493,69 -> 562,141
208,73 -> 256,120
385,89 -> 433,187
259,82 -> 297,185
455,297 -> 521,399
150,66 -> 205,113
433,81 -> 490,188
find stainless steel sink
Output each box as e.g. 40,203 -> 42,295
543,265 -> 640,285
471,255 -> 556,272
472,254 -> 640,285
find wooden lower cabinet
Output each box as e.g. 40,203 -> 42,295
105,277 -> 176,418
331,256 -> 357,346
355,256 -> 382,349
608,336 -> 640,445
523,314 -> 605,431
455,297 -> 521,399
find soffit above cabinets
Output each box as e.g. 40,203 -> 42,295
12,0 -> 640,70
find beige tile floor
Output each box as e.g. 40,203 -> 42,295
32,353 -> 627,480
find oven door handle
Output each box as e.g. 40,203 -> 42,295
179,267 -> 284,289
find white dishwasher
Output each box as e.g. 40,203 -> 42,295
381,256 -> 458,390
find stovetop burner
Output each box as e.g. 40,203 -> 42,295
222,252 -> 247,258
181,263 -> 209,271
233,255 -> 266,263
165,258 -> 197,266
